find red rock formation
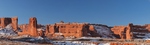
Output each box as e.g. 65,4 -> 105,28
45,22 -> 89,38
11,17 -> 18,31
0,17 -> 18,30
89,25 -> 95,31
89,25 -> 101,37
18,24 -> 29,35
45,24 -> 55,36
37,29 -> 43,36
45,25 -> 50,36
28,17 -> 38,37
18,17 -> 40,37
126,23 -> 133,39
111,26 -> 126,39
0,17 -> 12,28
111,23 -> 150,39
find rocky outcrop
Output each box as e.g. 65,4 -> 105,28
111,23 -> 150,39
126,23 -> 133,39
1,16 -> 150,40
18,17 -> 40,37
0,18 -> 12,28
111,26 -> 126,39
88,25 -> 100,37
11,17 -> 18,31
18,24 -> 28,35
28,17 -> 38,37
45,22 -> 90,38
0,17 -> 18,31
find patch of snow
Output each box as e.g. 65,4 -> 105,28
88,33 -> 91,35
52,41 -> 99,45
37,28 -> 45,31
36,36 -> 44,40
52,41 -> 111,45
79,37 -> 101,39
0,24 -> 17,37
143,33 -> 150,40
11,35 -> 30,39
94,25 -> 116,38
136,35 -> 145,37
98,43 -> 110,45
55,33 -> 63,35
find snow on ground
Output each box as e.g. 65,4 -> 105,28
52,41 -> 110,45
0,24 -> 17,37
143,33 -> 150,40
94,25 -> 116,38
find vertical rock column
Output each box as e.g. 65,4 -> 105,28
45,25 -> 55,36
28,17 -> 38,37
11,17 -> 18,31
126,23 -> 133,39
1,18 -> 6,28
1,18 -> 12,28
45,25 -> 50,36
49,25 -> 55,34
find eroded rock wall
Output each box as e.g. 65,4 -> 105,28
28,17 -> 38,37
0,17 -> 18,31
45,23 -> 89,38
18,17 -> 41,37
11,17 -> 18,31
111,26 -> 126,39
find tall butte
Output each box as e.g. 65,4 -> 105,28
11,17 -> 18,31
28,17 -> 38,37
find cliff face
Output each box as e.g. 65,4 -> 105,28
110,23 -> 150,39
0,17 -> 18,31
18,17 -> 43,37
45,23 -> 89,38
1,17 -> 150,40
28,17 -> 38,37
111,26 -> 126,39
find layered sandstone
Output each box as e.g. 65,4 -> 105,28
1,16 -> 150,40
111,23 -> 150,39
111,26 -> 126,39
18,24 -> 28,35
18,17 -> 40,37
45,22 -> 89,38
28,17 -> 38,37
11,17 -> 18,31
0,17 -> 18,30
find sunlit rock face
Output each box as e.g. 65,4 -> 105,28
28,17 -> 38,37
18,17 -> 43,37
111,26 -> 126,39
111,23 -> 150,39
11,17 -> 18,31
45,22 -> 116,39
0,17 -> 18,31
45,22 -> 89,39
2,16 -> 150,40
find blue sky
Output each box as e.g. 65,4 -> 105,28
0,0 -> 150,26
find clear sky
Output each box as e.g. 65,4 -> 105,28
0,0 -> 150,26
